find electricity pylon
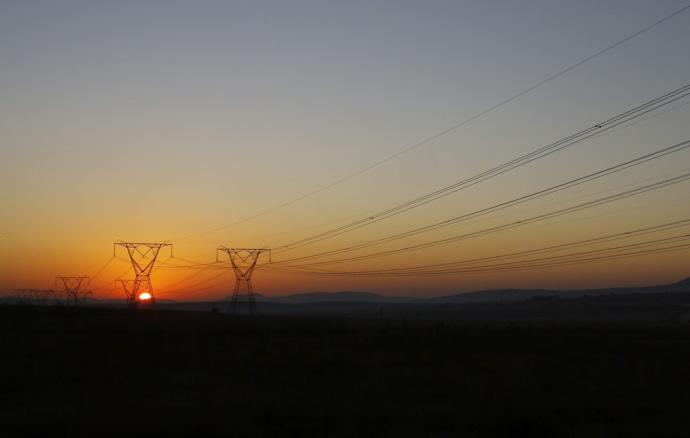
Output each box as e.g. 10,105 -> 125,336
116,279 -> 143,305
114,241 -> 172,306
55,276 -> 91,305
216,247 -> 270,314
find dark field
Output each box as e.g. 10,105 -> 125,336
2,305 -> 690,438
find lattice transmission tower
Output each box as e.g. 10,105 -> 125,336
116,279 -> 143,306
216,247 -> 270,314
55,276 -> 91,305
114,241 -> 172,306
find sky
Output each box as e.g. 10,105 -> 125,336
1,0 -> 690,300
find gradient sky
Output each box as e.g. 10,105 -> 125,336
2,0 -> 690,299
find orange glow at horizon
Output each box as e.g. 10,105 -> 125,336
2,2 -> 690,300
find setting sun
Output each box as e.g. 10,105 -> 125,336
138,292 -> 152,301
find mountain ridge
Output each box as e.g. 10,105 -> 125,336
4,277 -> 689,305
253,277 -> 690,304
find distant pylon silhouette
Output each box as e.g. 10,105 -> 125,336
55,276 -> 91,305
114,241 -> 172,306
116,279 -> 146,306
216,247 -> 270,314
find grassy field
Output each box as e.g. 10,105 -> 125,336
2,305 -> 690,437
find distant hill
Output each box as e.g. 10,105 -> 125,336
671,277 -> 690,288
258,291 -> 395,303
7,277 -> 690,307
433,277 -> 690,303
432,289 -> 556,303
225,278 -> 690,305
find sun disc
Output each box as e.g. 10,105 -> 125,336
138,292 -> 152,301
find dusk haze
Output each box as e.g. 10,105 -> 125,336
2,1 -> 690,437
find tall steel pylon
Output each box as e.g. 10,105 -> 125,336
114,241 -> 172,306
55,276 -> 91,305
216,247 -> 270,314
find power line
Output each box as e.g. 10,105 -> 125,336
88,255 -> 116,282
276,171 -> 690,267
170,4 -> 690,242
194,92 -> 690,249
272,84 -> 690,253
265,243 -> 690,277
164,270 -> 230,296
158,261 -> 224,271
413,239 -> 690,276
268,230 -> 690,277
90,264 -> 133,293
426,234 -> 690,274
275,139 -> 690,264
163,264 -> 219,292
282,218 -> 690,275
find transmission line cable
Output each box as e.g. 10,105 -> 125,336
272,85 -> 690,253
275,139 -> 690,264
268,232 -> 690,277
165,270 -> 230,295
88,255 -> 116,282
286,218 -> 690,275
276,171 -> 690,267
171,4 -> 690,242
